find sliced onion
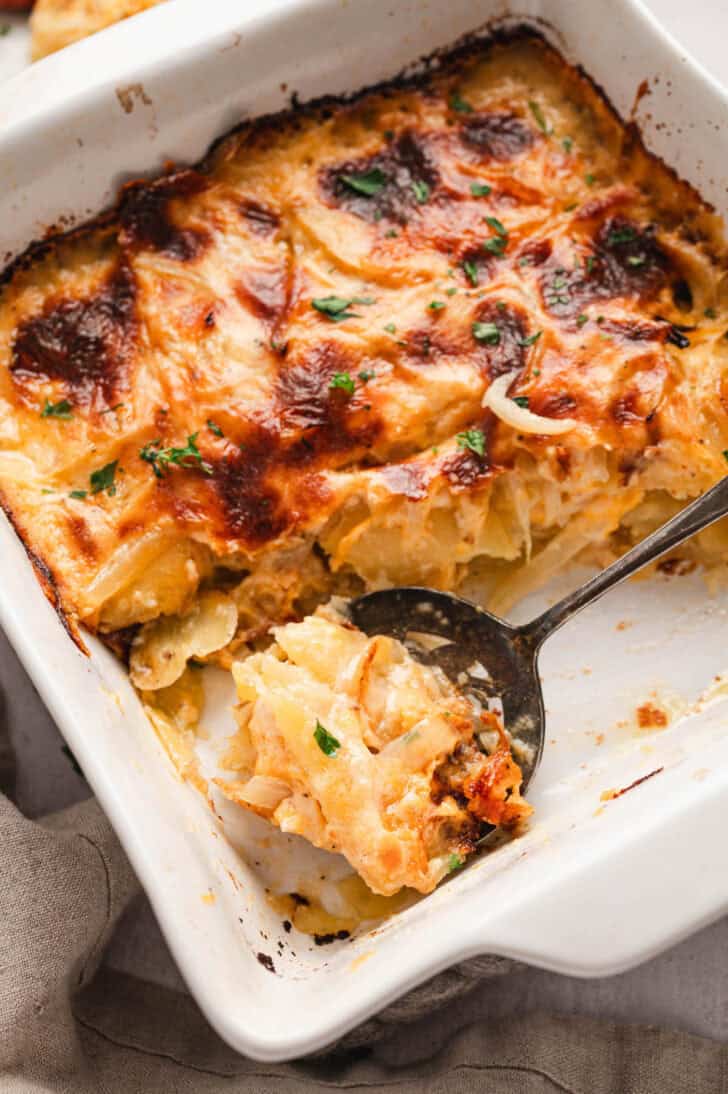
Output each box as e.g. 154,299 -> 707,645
236,775 -> 291,811
483,371 -> 577,435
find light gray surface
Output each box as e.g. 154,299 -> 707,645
1,0 -> 727,1048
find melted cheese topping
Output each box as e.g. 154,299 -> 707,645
2,34 -> 728,644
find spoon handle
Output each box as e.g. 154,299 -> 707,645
520,476 -> 728,651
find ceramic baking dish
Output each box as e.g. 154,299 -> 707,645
2,0 -> 728,1062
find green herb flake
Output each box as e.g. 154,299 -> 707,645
462,259 -> 479,286
412,179 -> 430,204
585,173 -> 596,186
518,330 -> 542,347
429,300 -> 446,311
329,372 -> 355,396
470,182 -> 492,197
576,313 -> 589,328
533,368 -> 541,377
705,307 -> 718,319
528,99 -> 551,135
512,395 -> 530,409
456,428 -> 486,458
447,853 -> 465,873
69,490 -> 87,500
483,236 -> 507,256
89,460 -> 118,497
627,254 -> 646,267
385,228 -> 398,238
0,25 -> 10,38
607,227 -> 637,246
207,419 -> 224,437
41,398 -> 72,420
358,369 -> 375,383
562,136 -> 573,152
564,201 -> 578,212
100,402 -> 125,415
723,450 -> 728,464
485,215 -> 506,236
383,322 -> 397,334
314,720 -> 341,757
340,168 -> 387,197
311,295 -> 360,322
585,256 -> 595,274
472,321 -> 500,345
140,434 -> 212,479
445,286 -> 458,297
449,91 -> 473,114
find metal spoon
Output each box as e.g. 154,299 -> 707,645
350,476 -> 728,793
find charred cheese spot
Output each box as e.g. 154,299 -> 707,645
119,170 -> 210,260
542,218 -> 670,319
11,264 -> 136,409
473,301 -> 528,378
236,263 -> 294,333
239,197 -> 280,236
276,343 -> 382,459
458,111 -> 535,161
320,131 -> 439,226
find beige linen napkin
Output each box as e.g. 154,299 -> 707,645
0,718 -> 725,1091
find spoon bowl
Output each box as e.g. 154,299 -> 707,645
350,476 -> 728,796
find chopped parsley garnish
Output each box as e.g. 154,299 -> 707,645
564,201 -> 578,212
100,402 -> 125,415
69,490 -> 87,500
456,428 -> 486,457
528,99 -> 551,134
449,91 -> 473,113
723,450 -> 728,464
562,136 -> 573,152
585,173 -> 596,186
358,369 -> 375,383
340,168 -> 387,197
412,179 -> 430,204
607,227 -> 637,246
445,286 -> 458,296
518,330 -> 542,347
472,321 -> 500,345
627,254 -> 646,267
314,720 -> 341,756
383,322 -> 397,334
483,236 -> 507,256
140,434 -> 212,479
207,419 -> 224,437
311,295 -> 371,322
485,215 -> 506,236
329,372 -> 355,395
447,853 -> 465,872
585,256 -> 595,274
705,307 -> 717,319
576,313 -> 589,327
41,398 -> 72,420
470,182 -> 492,197
385,228 -> 398,238
429,300 -> 446,310
482,216 -> 508,256
512,395 -> 530,408
89,460 -> 118,497
462,260 -> 480,286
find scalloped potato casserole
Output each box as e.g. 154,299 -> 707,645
2,32 -> 728,894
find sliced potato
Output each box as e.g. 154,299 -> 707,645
130,589 -> 237,690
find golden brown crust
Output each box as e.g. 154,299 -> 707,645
29,0 -> 166,60
2,31 -> 728,633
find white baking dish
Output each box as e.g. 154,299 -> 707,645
2,0 -> 728,1061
